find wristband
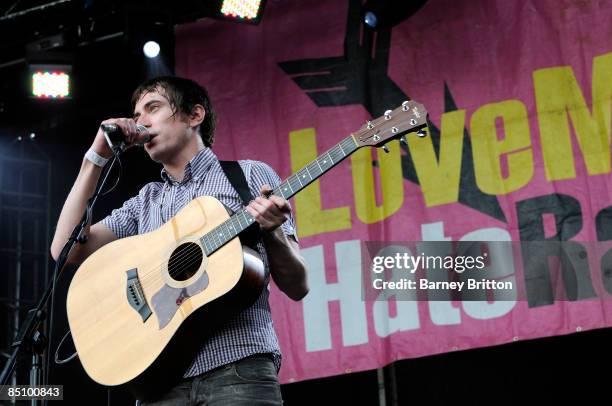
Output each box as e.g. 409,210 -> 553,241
85,149 -> 109,167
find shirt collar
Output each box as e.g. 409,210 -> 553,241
160,148 -> 218,185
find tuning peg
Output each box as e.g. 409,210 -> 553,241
382,145 -> 390,153
400,136 -> 408,145
417,130 -> 427,138
402,101 -> 410,111
366,120 -> 374,129
384,110 -> 392,120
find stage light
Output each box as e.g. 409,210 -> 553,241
143,41 -> 161,58
125,9 -> 174,78
31,66 -> 71,99
364,12 -> 378,28
26,34 -> 74,99
220,0 -> 266,23
362,0 -> 428,29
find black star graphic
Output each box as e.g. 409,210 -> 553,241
278,0 -> 506,222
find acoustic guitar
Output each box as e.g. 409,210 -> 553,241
66,101 -> 428,400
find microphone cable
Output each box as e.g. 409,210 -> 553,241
47,150 -> 124,391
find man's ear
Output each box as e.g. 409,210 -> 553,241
189,104 -> 205,128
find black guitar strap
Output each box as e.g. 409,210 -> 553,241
219,160 -> 254,206
219,160 -> 261,246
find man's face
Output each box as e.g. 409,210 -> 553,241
133,88 -> 191,163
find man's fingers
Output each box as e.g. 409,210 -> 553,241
250,199 -> 285,221
260,184 -> 273,197
248,200 -> 287,230
269,195 -> 291,213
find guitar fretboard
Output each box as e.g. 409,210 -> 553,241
200,135 -> 358,256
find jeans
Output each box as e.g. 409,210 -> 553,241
141,355 -> 283,405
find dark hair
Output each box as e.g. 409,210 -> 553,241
131,76 -> 217,147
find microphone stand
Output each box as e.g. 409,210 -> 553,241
0,139 -> 126,405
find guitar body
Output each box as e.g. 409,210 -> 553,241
66,196 -> 265,400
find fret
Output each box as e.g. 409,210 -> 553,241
208,233 -> 217,252
284,177 -> 294,192
328,150 -> 338,163
331,144 -> 344,160
293,177 -> 302,192
241,210 -> 254,227
219,222 -> 231,244
298,168 -> 311,184
315,157 -> 324,173
229,215 -> 238,235
202,235 -> 212,256
214,225 -> 223,245
326,150 -> 335,165
307,162 -> 320,178
278,182 -> 290,199
203,235 -> 213,253
210,229 -> 219,251
304,165 -> 313,180
289,174 -> 304,187
207,233 -> 216,252
230,218 -> 240,236
239,213 -> 247,228
235,210 -> 246,229
226,218 -> 234,235
318,156 -> 328,171
341,136 -> 356,153
225,216 -> 238,235
212,224 -> 222,250
226,220 -> 235,239
272,185 -> 282,197
244,209 -> 254,226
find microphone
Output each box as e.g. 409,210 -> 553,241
100,123 -> 155,152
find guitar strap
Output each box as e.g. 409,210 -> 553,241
219,160 -> 262,246
219,160 -> 254,205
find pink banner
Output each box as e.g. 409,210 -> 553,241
176,0 -> 612,383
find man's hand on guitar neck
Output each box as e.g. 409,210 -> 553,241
246,184 -> 291,231
246,184 -> 309,301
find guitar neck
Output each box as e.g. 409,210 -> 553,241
200,135 -> 359,255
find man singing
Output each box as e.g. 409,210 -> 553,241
51,76 -> 308,404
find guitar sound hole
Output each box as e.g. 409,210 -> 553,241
168,242 -> 203,282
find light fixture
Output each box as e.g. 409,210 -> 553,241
143,41 -> 161,58
30,65 -> 71,99
26,33 -> 74,99
362,0 -> 428,29
219,0 -> 266,24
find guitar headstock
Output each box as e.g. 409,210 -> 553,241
354,101 -> 428,148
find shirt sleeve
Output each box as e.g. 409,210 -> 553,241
101,194 -> 140,238
244,160 -> 299,242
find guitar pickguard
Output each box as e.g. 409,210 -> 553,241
150,271 -> 210,329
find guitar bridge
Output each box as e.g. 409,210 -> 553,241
126,269 -> 152,323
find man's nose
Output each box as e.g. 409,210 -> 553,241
136,114 -> 150,127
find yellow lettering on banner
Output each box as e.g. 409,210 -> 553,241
408,110 -> 465,206
470,100 -> 533,194
289,128 -> 351,237
352,141 -> 403,224
533,51 -> 612,180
